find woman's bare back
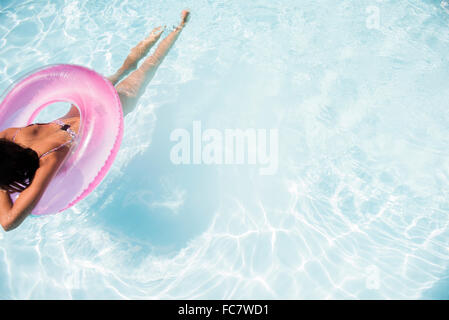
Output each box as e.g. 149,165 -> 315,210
5,107 -> 80,159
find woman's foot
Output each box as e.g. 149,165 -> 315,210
181,10 -> 190,25
148,25 -> 166,41
177,10 -> 190,30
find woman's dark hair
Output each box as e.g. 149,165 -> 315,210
0,138 -> 39,193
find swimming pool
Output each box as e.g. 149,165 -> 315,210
0,0 -> 448,299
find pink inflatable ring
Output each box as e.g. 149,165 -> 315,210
0,64 -> 124,216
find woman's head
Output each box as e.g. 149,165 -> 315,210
0,138 -> 39,193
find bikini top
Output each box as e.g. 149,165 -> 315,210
12,119 -> 78,159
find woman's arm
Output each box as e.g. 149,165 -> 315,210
0,152 -> 65,232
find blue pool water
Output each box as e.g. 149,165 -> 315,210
1,0 -> 449,299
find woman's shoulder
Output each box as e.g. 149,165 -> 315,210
0,127 -> 18,140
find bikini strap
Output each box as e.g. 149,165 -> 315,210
40,120 -> 77,158
39,141 -> 72,159
12,128 -> 21,142
53,119 -> 77,140
12,121 -> 76,159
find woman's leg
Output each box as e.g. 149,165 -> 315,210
107,26 -> 166,86
115,10 -> 190,116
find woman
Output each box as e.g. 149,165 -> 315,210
0,10 -> 190,232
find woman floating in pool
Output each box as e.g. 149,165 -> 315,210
0,10 -> 190,231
